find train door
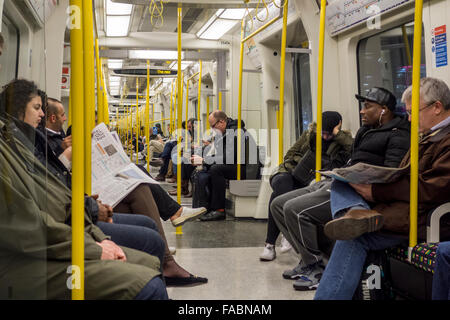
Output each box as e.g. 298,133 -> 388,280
292,51 -> 312,139
0,14 -> 19,87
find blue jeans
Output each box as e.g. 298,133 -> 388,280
97,213 -> 165,266
314,233 -> 404,300
134,276 -> 168,300
432,241 -> 450,300
330,180 -> 370,218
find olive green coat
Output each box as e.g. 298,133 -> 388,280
0,119 -> 161,299
272,124 -> 354,177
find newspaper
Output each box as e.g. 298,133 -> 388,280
319,162 -> 410,184
91,123 -> 158,208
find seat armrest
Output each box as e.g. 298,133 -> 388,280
426,202 -> 450,243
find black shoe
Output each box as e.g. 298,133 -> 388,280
199,210 -> 226,221
164,274 -> 208,287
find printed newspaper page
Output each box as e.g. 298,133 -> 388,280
319,162 -> 410,184
91,123 -> 158,208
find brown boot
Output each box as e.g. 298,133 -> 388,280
324,209 -> 384,240
169,180 -> 189,195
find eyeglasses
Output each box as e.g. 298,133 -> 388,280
211,120 -> 221,129
405,101 -> 436,117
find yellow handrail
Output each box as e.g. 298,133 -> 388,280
176,5 -> 183,235
83,0 -> 95,195
146,60 -> 151,171
185,74 -> 190,152
197,60 -> 202,146
70,0 -> 85,300
241,15 -> 282,43
98,58 -> 105,124
95,39 -> 102,126
206,96 -> 210,130
315,0 -> 327,182
237,18 -> 245,180
218,91 -> 222,111
136,78 -> 140,165
278,0 -> 289,165
409,0 -> 424,257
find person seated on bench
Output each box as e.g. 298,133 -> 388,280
260,111 -> 353,261
315,77 -> 450,300
433,241 -> 450,300
191,110 -> 253,221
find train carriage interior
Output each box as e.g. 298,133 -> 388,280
0,0 -> 449,301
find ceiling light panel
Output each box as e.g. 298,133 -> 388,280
219,9 -> 248,20
198,19 -> 237,40
129,50 -> 179,60
106,0 -> 132,15
106,15 -> 131,37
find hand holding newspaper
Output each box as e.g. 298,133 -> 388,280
91,123 -> 159,208
318,162 -> 410,184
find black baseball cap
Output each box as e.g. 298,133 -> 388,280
355,87 -> 397,111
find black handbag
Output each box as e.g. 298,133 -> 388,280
292,149 -> 316,186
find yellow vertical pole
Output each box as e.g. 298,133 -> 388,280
218,91 -> 222,111
315,0 -> 327,182
146,60 -> 151,171
278,0 -> 289,165
136,78 -> 140,164
197,60 -> 202,146
185,77 -> 190,152
169,82 -> 174,135
69,0 -> 85,300
95,39 -> 102,125
176,5 -> 183,235
130,105 -> 133,161
402,25 -> 413,67
237,19 -> 245,180
98,58 -> 105,124
409,0 -> 423,257
83,0 -> 95,195
68,93 -> 72,127
206,95 -> 210,130
126,105 -> 129,149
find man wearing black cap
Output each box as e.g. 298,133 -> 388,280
270,87 -> 410,291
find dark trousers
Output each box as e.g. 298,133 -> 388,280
266,173 -> 304,244
134,277 -> 168,300
182,163 -> 195,180
146,183 -> 181,219
158,141 -> 176,176
208,164 -> 244,211
97,213 -> 166,266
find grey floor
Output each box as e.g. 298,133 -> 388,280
157,177 -> 315,300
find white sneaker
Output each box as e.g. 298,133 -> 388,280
171,207 -> 207,227
280,235 -> 293,253
169,246 -> 176,255
260,244 -> 276,261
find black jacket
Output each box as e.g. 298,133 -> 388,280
350,116 -> 411,167
45,128 -> 66,157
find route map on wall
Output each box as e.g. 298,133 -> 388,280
326,0 -> 411,36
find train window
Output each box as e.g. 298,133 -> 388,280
357,22 -> 426,116
0,15 -> 19,88
292,52 -> 312,139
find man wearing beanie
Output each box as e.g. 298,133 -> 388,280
270,87 -> 410,292
260,111 -> 353,263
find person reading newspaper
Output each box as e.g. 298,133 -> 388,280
315,77 -> 450,300
270,87 -> 410,291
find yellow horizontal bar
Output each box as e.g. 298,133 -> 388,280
241,15 -> 282,43
149,118 -> 170,125
187,72 -> 200,82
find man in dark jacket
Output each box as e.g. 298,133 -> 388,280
315,77 -> 450,300
191,110 -> 256,221
271,87 -> 410,291
45,97 -> 71,157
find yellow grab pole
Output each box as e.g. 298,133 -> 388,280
68,92 -> 72,127
176,5 -> 183,235
241,15 -> 282,43
98,58 -> 105,124
130,106 -> 133,161
136,78 -> 140,164
83,0 -> 95,195
278,0 -> 289,165
197,60 -> 202,146
402,25 -> 413,67
237,19 -> 245,180
218,91 -> 222,111
69,0 -> 85,300
409,0 -> 423,256
104,91 -> 109,125
95,39 -> 102,125
146,61 -> 151,171
206,96 -> 210,130
315,0 -> 327,182
185,76 -> 190,153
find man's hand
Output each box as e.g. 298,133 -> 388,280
349,183 -> 374,202
96,240 -> 126,261
61,135 -> 72,150
92,194 -> 113,223
333,121 -> 342,136
191,154 -> 204,166
61,146 -> 72,162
